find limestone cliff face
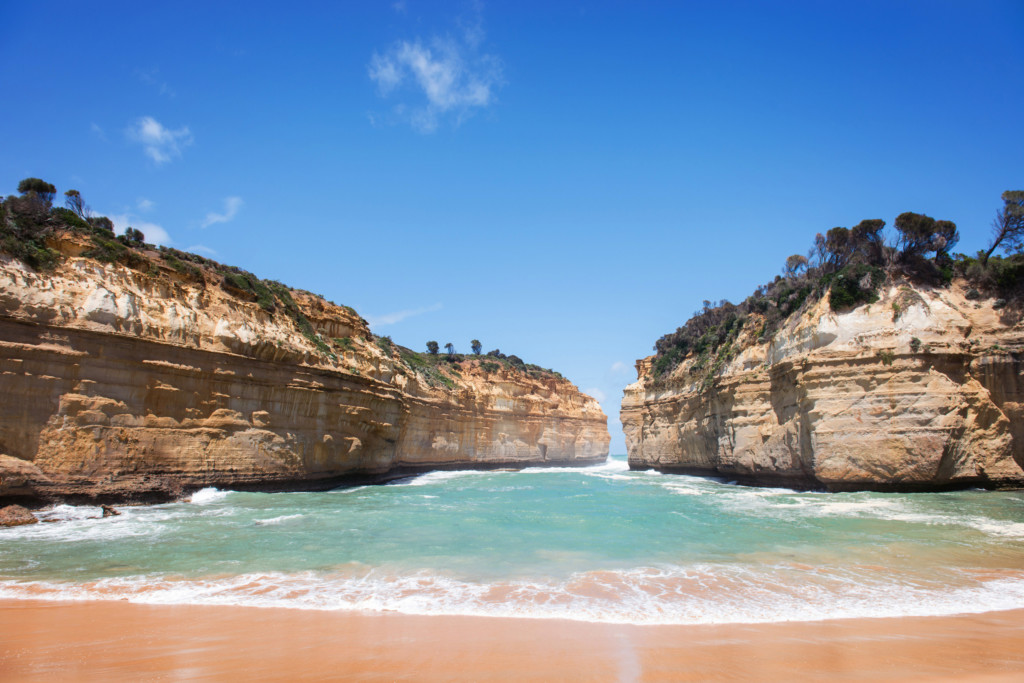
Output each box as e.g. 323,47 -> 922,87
0,245 -> 608,504
622,283 -> 1024,491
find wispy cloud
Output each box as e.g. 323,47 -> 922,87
366,302 -> 443,327
201,196 -> 243,228
135,68 -> 175,97
127,116 -> 193,165
368,5 -> 503,132
109,213 -> 171,246
90,122 -> 107,141
610,361 -> 629,374
584,387 -> 607,403
186,244 -> 218,257
137,198 -> 155,212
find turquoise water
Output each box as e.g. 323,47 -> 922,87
2,455 -> 1024,624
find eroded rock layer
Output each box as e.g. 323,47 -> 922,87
622,283 -> 1024,491
0,250 -> 608,504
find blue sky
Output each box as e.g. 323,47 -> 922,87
2,1 -> 1022,453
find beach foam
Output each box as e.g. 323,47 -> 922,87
3,563 -> 1024,625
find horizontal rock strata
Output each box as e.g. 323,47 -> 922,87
0,249 -> 608,505
622,283 -> 1023,491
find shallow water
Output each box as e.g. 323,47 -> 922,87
2,455 -> 1024,625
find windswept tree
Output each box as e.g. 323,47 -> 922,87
849,219 -> 886,265
823,227 -> 851,269
470,339 -> 482,355
122,227 -> 145,245
893,211 -> 959,262
444,342 -> 455,357
784,254 -> 808,278
88,216 -> 115,234
64,189 -> 90,219
982,190 -> 1024,264
931,219 -> 959,260
16,175 -> 56,209
426,340 -> 439,355
893,212 -> 935,259
17,178 -> 56,206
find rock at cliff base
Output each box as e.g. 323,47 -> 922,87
101,504 -> 120,517
0,505 -> 38,527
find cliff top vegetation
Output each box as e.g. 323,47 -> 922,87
651,191 -> 1024,380
0,178 -> 565,387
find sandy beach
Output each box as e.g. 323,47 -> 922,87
1,600 -> 1023,681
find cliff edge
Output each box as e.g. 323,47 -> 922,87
0,229 -> 609,505
622,280 -> 1023,491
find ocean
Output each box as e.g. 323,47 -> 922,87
3,455 -> 1024,625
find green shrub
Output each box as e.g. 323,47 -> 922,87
0,232 -> 58,270
827,264 -> 884,311
160,250 -> 203,281
49,207 -> 92,232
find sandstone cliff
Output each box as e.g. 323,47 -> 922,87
622,282 -> 1024,491
0,236 -> 608,504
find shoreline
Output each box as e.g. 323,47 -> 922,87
2,456 -> 612,510
3,599 -> 1024,681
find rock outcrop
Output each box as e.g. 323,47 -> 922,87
622,282 -> 1024,491
0,241 -> 608,505
0,504 -> 37,527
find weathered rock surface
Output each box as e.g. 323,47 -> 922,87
0,504 -> 37,527
0,247 -> 608,505
622,282 -> 1024,491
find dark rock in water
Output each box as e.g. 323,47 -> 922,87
0,504 -> 38,527
101,504 -> 121,517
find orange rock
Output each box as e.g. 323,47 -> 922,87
0,246 -> 609,504
0,504 -> 37,527
622,282 -> 1024,491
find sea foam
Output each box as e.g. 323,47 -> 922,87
2,563 -> 1024,626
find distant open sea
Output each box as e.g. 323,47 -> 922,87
3,455 -> 1024,625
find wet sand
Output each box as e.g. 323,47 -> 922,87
2,600 -> 1024,681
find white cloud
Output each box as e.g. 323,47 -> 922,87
137,198 -> 155,212
584,387 -> 607,403
368,9 -> 502,133
127,116 -> 193,165
90,122 -> 107,141
186,244 -> 218,257
201,196 -> 243,228
366,302 -> 443,327
109,213 -> 171,246
610,361 -> 629,374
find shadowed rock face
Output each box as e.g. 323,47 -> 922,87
622,283 -> 1024,491
0,249 -> 608,505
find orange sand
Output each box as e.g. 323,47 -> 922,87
2,600 -> 1024,681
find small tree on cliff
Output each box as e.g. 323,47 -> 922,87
894,212 -> 958,260
444,342 -> 455,358
64,189 -> 91,219
122,227 -> 145,245
982,190 -> 1024,264
426,340 -> 439,355
784,254 -> 808,278
17,178 -> 56,206
471,339 -> 482,355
